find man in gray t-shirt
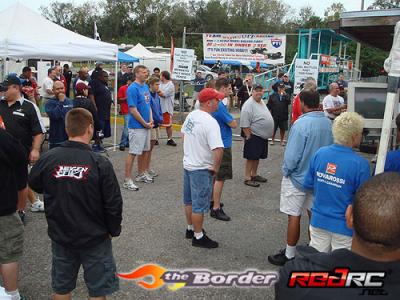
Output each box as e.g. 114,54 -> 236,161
240,84 -> 274,187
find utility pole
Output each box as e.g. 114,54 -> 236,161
179,27 -> 187,123
354,0 -> 364,80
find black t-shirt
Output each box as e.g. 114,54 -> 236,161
0,128 -> 28,216
0,98 -> 44,151
267,93 -> 291,121
73,96 -> 101,132
89,79 -> 112,120
275,246 -> 400,300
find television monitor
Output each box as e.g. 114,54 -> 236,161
347,82 -> 399,129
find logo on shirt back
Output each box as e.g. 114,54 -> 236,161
52,165 -> 90,180
326,163 -> 337,175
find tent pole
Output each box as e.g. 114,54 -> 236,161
113,61 -> 118,151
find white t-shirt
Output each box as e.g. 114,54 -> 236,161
159,81 -> 175,115
41,77 -> 54,98
323,94 -> 344,119
181,109 -> 223,171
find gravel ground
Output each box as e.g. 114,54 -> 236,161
15,124 -> 311,300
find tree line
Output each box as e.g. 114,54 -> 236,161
41,0 -> 398,77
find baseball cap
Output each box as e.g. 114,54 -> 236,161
95,61 -> 104,67
198,88 -> 225,103
253,83 -> 263,90
75,82 -> 89,94
2,75 -> 22,87
277,82 -> 285,89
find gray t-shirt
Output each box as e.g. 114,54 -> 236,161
240,97 -> 274,139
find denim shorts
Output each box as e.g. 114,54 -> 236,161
183,169 -> 213,214
51,239 -> 119,297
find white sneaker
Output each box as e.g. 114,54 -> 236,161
147,169 -> 158,178
30,199 -> 45,212
123,178 -> 139,191
135,173 -> 153,183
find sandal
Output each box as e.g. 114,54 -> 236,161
244,180 -> 260,187
252,175 -> 268,183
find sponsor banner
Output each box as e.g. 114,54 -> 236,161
319,55 -> 339,73
172,48 -> 195,81
203,33 -> 286,65
294,59 -> 319,94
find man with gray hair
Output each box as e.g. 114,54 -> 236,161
322,82 -> 347,121
291,77 -> 317,124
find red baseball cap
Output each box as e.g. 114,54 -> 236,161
198,88 -> 225,103
75,82 -> 89,94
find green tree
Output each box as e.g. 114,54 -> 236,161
324,2 -> 345,22
368,0 -> 400,9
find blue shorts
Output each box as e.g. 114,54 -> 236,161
183,169 -> 213,214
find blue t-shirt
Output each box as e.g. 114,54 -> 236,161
384,149 -> 400,173
304,144 -> 371,237
211,101 -> 234,148
127,82 -> 151,129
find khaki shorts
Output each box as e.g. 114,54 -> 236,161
151,127 -> 160,141
0,213 -> 24,264
280,177 -> 313,217
309,225 -> 352,253
216,148 -> 233,181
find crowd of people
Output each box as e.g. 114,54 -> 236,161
0,62 -> 399,299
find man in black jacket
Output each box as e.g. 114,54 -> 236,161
267,83 -> 291,146
0,128 -> 27,300
275,173 -> 400,300
29,108 -> 123,300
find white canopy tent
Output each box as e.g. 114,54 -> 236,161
125,43 -> 171,71
0,3 -> 121,150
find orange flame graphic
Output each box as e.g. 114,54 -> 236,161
118,264 -> 167,289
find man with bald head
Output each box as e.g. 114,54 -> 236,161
275,172 -> 400,299
322,82 -> 346,121
45,81 -> 73,149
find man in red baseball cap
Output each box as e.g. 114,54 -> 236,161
181,88 -> 224,248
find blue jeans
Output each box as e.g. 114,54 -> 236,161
120,114 -> 129,146
183,169 -> 213,214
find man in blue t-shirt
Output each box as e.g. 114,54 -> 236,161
384,114 -> 400,173
123,65 -> 153,192
210,78 -> 237,221
304,112 -> 370,253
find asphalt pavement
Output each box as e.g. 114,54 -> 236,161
17,125 -> 311,300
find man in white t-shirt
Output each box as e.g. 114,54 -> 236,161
159,71 -> 177,146
41,67 -> 56,102
322,83 -> 347,120
181,88 -> 224,249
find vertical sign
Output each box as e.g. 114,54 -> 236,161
172,48 -> 195,81
294,59 -> 319,94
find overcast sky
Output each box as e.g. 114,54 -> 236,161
0,0 -> 375,17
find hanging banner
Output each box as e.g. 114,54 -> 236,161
294,59 -> 319,94
319,54 -> 339,73
203,33 -> 286,65
171,48 -> 195,81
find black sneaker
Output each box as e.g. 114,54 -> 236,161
155,140 -> 159,145
210,201 -> 224,209
186,228 -> 206,239
268,249 -> 294,266
167,139 -> 177,146
210,208 -> 231,221
119,145 -> 125,151
192,234 -> 219,248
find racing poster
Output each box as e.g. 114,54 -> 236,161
203,33 -> 286,65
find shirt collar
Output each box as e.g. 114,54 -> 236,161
0,96 -> 25,105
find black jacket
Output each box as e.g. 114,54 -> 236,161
267,93 -> 291,121
73,96 -> 101,132
90,79 -> 112,120
28,141 -> 123,249
275,246 -> 400,300
0,128 -> 27,216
